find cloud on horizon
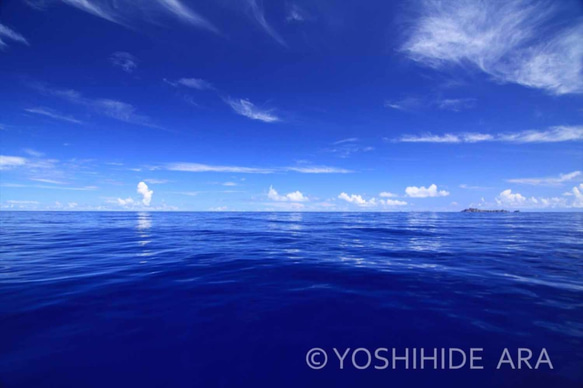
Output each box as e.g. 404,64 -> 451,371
268,186 -> 308,202
495,186 -> 583,208
338,192 -> 407,207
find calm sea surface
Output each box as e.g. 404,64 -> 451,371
1,212 -> 582,387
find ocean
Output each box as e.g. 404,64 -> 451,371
0,211 -> 582,387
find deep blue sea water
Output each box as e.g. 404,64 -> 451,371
1,212 -> 582,387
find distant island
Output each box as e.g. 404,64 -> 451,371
461,208 -> 520,213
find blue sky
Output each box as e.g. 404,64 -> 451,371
0,0 -> 582,211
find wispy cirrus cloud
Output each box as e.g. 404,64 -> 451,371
0,153 -> 90,189
325,138 -> 374,158
166,163 -> 275,174
401,0 -> 583,95
333,138 -> 358,145
393,126 -> 583,143
23,149 -> 45,158
285,166 -> 352,174
0,23 -> 29,50
110,52 -> 137,73
32,0 -> 219,33
166,79 -> 283,124
225,98 -> 280,123
24,107 -> 83,124
286,3 -> 309,23
165,77 -> 214,90
60,0 -> 118,23
0,155 -> 27,169
32,83 -> 158,128
379,192 -> 399,198
395,133 -> 487,143
156,0 -> 219,33
143,178 -> 169,184
95,99 -> 155,127
436,98 -> 476,112
30,178 -> 66,185
384,97 -> 422,112
5,200 -> 39,205
459,184 -> 491,190
245,0 -> 287,47
163,162 -> 351,174
385,96 -> 476,112
507,171 -> 582,186
0,155 -> 58,173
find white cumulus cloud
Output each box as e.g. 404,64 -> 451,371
137,181 -> 153,206
572,184 -> 583,208
338,192 -> 406,207
338,193 -> 370,206
117,197 -> 134,206
383,199 -> 408,206
494,188 -> 582,208
496,189 -> 529,206
379,192 -> 398,198
405,184 -> 449,198
268,186 -> 308,202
